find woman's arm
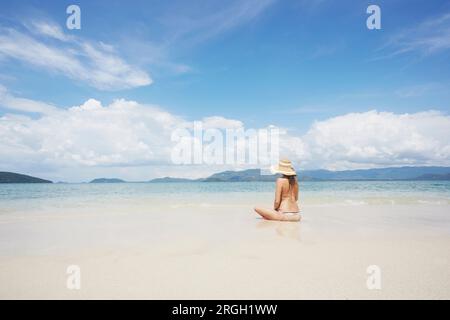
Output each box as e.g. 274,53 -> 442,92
273,178 -> 283,210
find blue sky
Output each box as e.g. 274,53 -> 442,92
1,0 -> 450,181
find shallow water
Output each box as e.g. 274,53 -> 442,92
0,181 -> 449,213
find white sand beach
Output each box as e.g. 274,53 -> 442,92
0,191 -> 449,299
2,0 -> 450,302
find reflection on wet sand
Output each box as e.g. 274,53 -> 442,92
256,219 -> 302,241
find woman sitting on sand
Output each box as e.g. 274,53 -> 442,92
254,159 -> 301,222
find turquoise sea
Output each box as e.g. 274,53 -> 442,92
1,180 -> 450,259
1,181 -> 449,213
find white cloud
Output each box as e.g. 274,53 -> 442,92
1,1 -> 277,87
296,110 -> 450,170
379,12 -> 450,58
200,116 -> 243,129
0,96 -> 252,179
26,20 -> 70,41
0,98 -> 181,169
0,85 -> 58,114
1,92 -> 449,181
0,22 -> 152,90
118,0 -> 275,75
161,0 -> 276,47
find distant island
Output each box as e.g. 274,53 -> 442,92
0,172 -> 52,184
2,166 -> 450,184
300,166 -> 450,181
149,177 -> 195,183
414,173 -> 450,181
148,166 -> 450,182
89,178 -> 126,183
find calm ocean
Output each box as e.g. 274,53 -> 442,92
1,181 -> 449,213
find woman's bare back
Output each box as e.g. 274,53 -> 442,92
277,177 -> 299,213
253,176 -> 301,222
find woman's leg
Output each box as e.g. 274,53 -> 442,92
254,207 -> 301,222
253,207 -> 285,221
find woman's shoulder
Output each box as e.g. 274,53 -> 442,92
276,177 -> 288,185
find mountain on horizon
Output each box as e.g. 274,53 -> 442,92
89,178 -> 126,183
0,172 -> 52,184
149,177 -> 198,183
2,166 -> 450,184
148,166 -> 450,182
301,166 -> 450,181
414,173 -> 450,180
203,169 -> 276,182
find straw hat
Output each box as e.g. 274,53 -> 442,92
271,159 -> 296,176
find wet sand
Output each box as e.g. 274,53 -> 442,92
0,202 -> 449,299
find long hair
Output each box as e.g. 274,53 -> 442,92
283,174 -> 298,192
